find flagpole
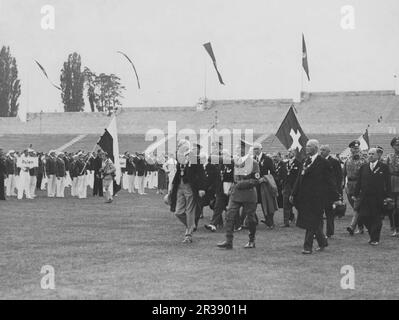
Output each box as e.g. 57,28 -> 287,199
204,53 -> 207,100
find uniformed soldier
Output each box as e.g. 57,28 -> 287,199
217,139 -> 260,249
5,150 -> 17,197
385,137 -> 399,237
344,140 -> 368,235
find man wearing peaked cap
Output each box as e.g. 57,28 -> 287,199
349,140 -> 361,149
386,137 -> 399,236
217,137 -> 260,249
344,139 -> 368,235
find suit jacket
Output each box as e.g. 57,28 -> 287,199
256,153 -> 276,177
170,161 -> 207,212
326,156 -> 343,196
292,155 -> 340,230
55,158 -> 66,178
283,158 -> 301,194
5,157 -> 16,175
46,157 -> 57,176
354,161 -> 390,217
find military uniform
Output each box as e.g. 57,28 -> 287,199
386,137 -> 399,234
343,140 -> 368,233
218,154 -> 260,249
0,151 -> 6,200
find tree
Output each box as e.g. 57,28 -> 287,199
60,52 -> 85,112
83,67 -> 97,112
0,46 -> 21,117
92,73 -> 125,113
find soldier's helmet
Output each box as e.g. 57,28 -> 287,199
333,202 -> 347,218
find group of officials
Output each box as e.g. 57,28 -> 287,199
167,137 -> 399,253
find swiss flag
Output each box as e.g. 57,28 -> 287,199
275,106 -> 309,161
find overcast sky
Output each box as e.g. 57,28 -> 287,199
1,0 -> 399,112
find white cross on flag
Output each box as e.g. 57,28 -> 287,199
276,106 -> 309,161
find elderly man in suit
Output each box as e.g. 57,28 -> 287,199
354,148 -> 391,245
170,140 -> 207,243
291,140 -> 341,254
320,144 -> 343,238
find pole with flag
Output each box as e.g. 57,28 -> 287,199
275,105 -> 309,161
97,115 -> 121,185
203,42 -> 225,85
302,33 -> 310,82
339,127 -> 370,159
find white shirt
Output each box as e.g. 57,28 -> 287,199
370,161 -> 378,172
309,153 -> 318,165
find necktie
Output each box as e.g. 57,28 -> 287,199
304,157 -> 312,167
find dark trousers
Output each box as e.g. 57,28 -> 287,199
36,173 -> 43,190
323,205 -> 335,237
210,193 -> 229,227
93,175 -> 103,197
360,215 -> 383,242
304,223 -> 327,251
283,193 -> 295,225
225,200 -> 257,244
113,181 -> 121,196
0,177 -> 5,200
388,195 -> 399,231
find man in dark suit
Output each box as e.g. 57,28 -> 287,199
252,142 -> 277,229
320,145 -> 343,238
170,140 -> 207,243
92,150 -> 104,197
291,140 -> 341,254
282,148 -> 301,227
354,148 -> 391,245
0,148 -> 6,200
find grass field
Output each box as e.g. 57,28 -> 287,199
1,189 -> 398,300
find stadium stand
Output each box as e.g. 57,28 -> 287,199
0,90 -> 398,153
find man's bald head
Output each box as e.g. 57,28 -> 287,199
306,139 -> 319,156
320,144 -> 331,158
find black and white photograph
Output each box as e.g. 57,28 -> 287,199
0,0 -> 399,304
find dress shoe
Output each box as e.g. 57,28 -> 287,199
315,246 -> 326,252
369,241 -> 379,246
244,242 -> 256,249
302,250 -> 312,255
346,227 -> 354,236
182,236 -> 193,243
217,241 -> 233,249
234,226 -> 242,232
355,229 -> 364,235
391,231 -> 399,237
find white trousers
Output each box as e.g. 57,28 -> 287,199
56,177 -> 66,198
127,174 -> 136,193
17,171 -> 31,200
29,176 -> 37,198
78,176 -> 87,199
47,175 -> 57,197
71,177 -> 79,197
136,175 -> 145,194
5,174 -> 17,197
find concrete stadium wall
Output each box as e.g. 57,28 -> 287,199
0,90 -> 398,136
